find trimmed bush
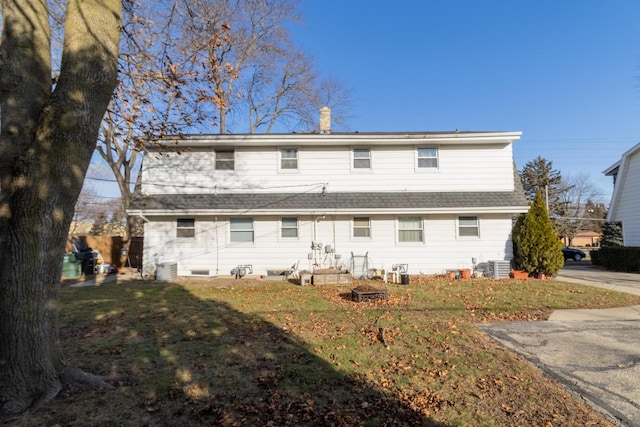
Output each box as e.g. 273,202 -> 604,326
590,247 -> 640,272
512,190 -> 564,276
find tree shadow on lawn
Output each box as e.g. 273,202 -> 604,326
48,282 -> 445,426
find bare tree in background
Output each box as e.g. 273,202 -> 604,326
179,0 -> 352,134
555,173 -> 602,245
0,0 -> 121,413
70,186 -> 103,235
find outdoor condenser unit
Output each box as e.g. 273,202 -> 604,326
489,260 -> 511,279
156,262 -> 178,281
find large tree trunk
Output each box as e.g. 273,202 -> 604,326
0,0 -> 121,415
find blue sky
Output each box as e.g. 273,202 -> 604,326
290,0 -> 640,202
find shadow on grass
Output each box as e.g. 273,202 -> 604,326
53,282 -> 446,426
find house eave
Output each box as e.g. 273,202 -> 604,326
144,131 -> 523,149
128,206 -> 529,217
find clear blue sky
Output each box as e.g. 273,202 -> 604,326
290,0 -> 640,202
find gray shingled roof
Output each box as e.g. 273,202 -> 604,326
129,191 -> 528,212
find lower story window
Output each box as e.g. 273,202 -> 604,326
230,217 -> 254,243
176,218 -> 195,238
281,217 -> 298,238
353,217 -> 371,238
398,216 -> 423,242
458,216 -> 479,237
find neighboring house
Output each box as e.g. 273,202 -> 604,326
128,119 -> 528,277
604,142 -> 640,246
563,230 -> 601,247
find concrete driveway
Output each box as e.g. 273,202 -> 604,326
479,262 -> 640,426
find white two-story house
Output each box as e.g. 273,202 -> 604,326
128,120 -> 528,278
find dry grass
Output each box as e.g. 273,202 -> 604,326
13,275 -> 640,426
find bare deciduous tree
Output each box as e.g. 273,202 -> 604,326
0,0 -> 121,413
178,0 -> 351,134
555,173 -> 602,245
96,1 -> 199,238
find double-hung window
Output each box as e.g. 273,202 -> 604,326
281,217 -> 298,238
176,218 -> 195,238
353,148 -> 371,169
215,149 -> 234,170
458,216 -> 479,237
230,218 -> 253,243
398,217 -> 423,243
280,148 -> 298,170
417,147 -> 438,169
353,217 -> 371,238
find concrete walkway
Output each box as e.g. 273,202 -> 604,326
480,263 -> 640,426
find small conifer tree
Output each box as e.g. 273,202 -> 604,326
513,190 -> 564,276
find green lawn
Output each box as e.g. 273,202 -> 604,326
16,276 -> 640,426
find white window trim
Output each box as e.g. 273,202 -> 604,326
351,147 -> 372,172
279,216 -> 299,240
176,218 -> 196,239
215,149 -> 235,171
352,216 -> 372,239
278,147 -> 299,173
229,217 -> 254,245
457,215 -> 480,239
397,216 -> 425,245
415,146 -> 439,171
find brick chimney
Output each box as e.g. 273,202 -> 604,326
319,106 -> 331,134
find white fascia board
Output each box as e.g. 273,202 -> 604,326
148,132 -> 523,149
128,206 -> 529,217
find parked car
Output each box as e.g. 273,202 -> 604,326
562,246 -> 586,261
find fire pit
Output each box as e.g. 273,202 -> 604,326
351,285 -> 389,302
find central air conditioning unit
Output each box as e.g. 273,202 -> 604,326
156,262 -> 178,281
490,260 -> 511,279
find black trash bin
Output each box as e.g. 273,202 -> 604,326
400,273 -> 409,285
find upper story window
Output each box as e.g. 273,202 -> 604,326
417,147 -> 438,169
353,148 -> 371,169
353,217 -> 371,238
281,217 -> 298,238
398,216 -> 423,243
176,218 -> 195,238
280,148 -> 298,170
458,216 -> 479,237
230,217 -> 253,243
215,149 -> 234,170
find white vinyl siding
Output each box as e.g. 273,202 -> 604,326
353,148 -> 371,169
281,217 -> 298,238
142,144 -> 516,195
142,214 -> 516,277
353,217 -> 371,238
458,216 -> 479,237
398,217 -> 423,242
280,148 -> 298,170
176,218 -> 195,238
417,147 -> 438,169
230,217 -> 253,243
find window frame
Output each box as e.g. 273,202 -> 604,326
352,148 -> 371,170
215,149 -> 235,170
398,216 -> 424,243
176,218 -> 195,239
279,148 -> 298,171
280,216 -> 299,239
229,217 -> 254,243
352,216 -> 371,238
416,147 -> 439,170
458,216 -> 480,238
